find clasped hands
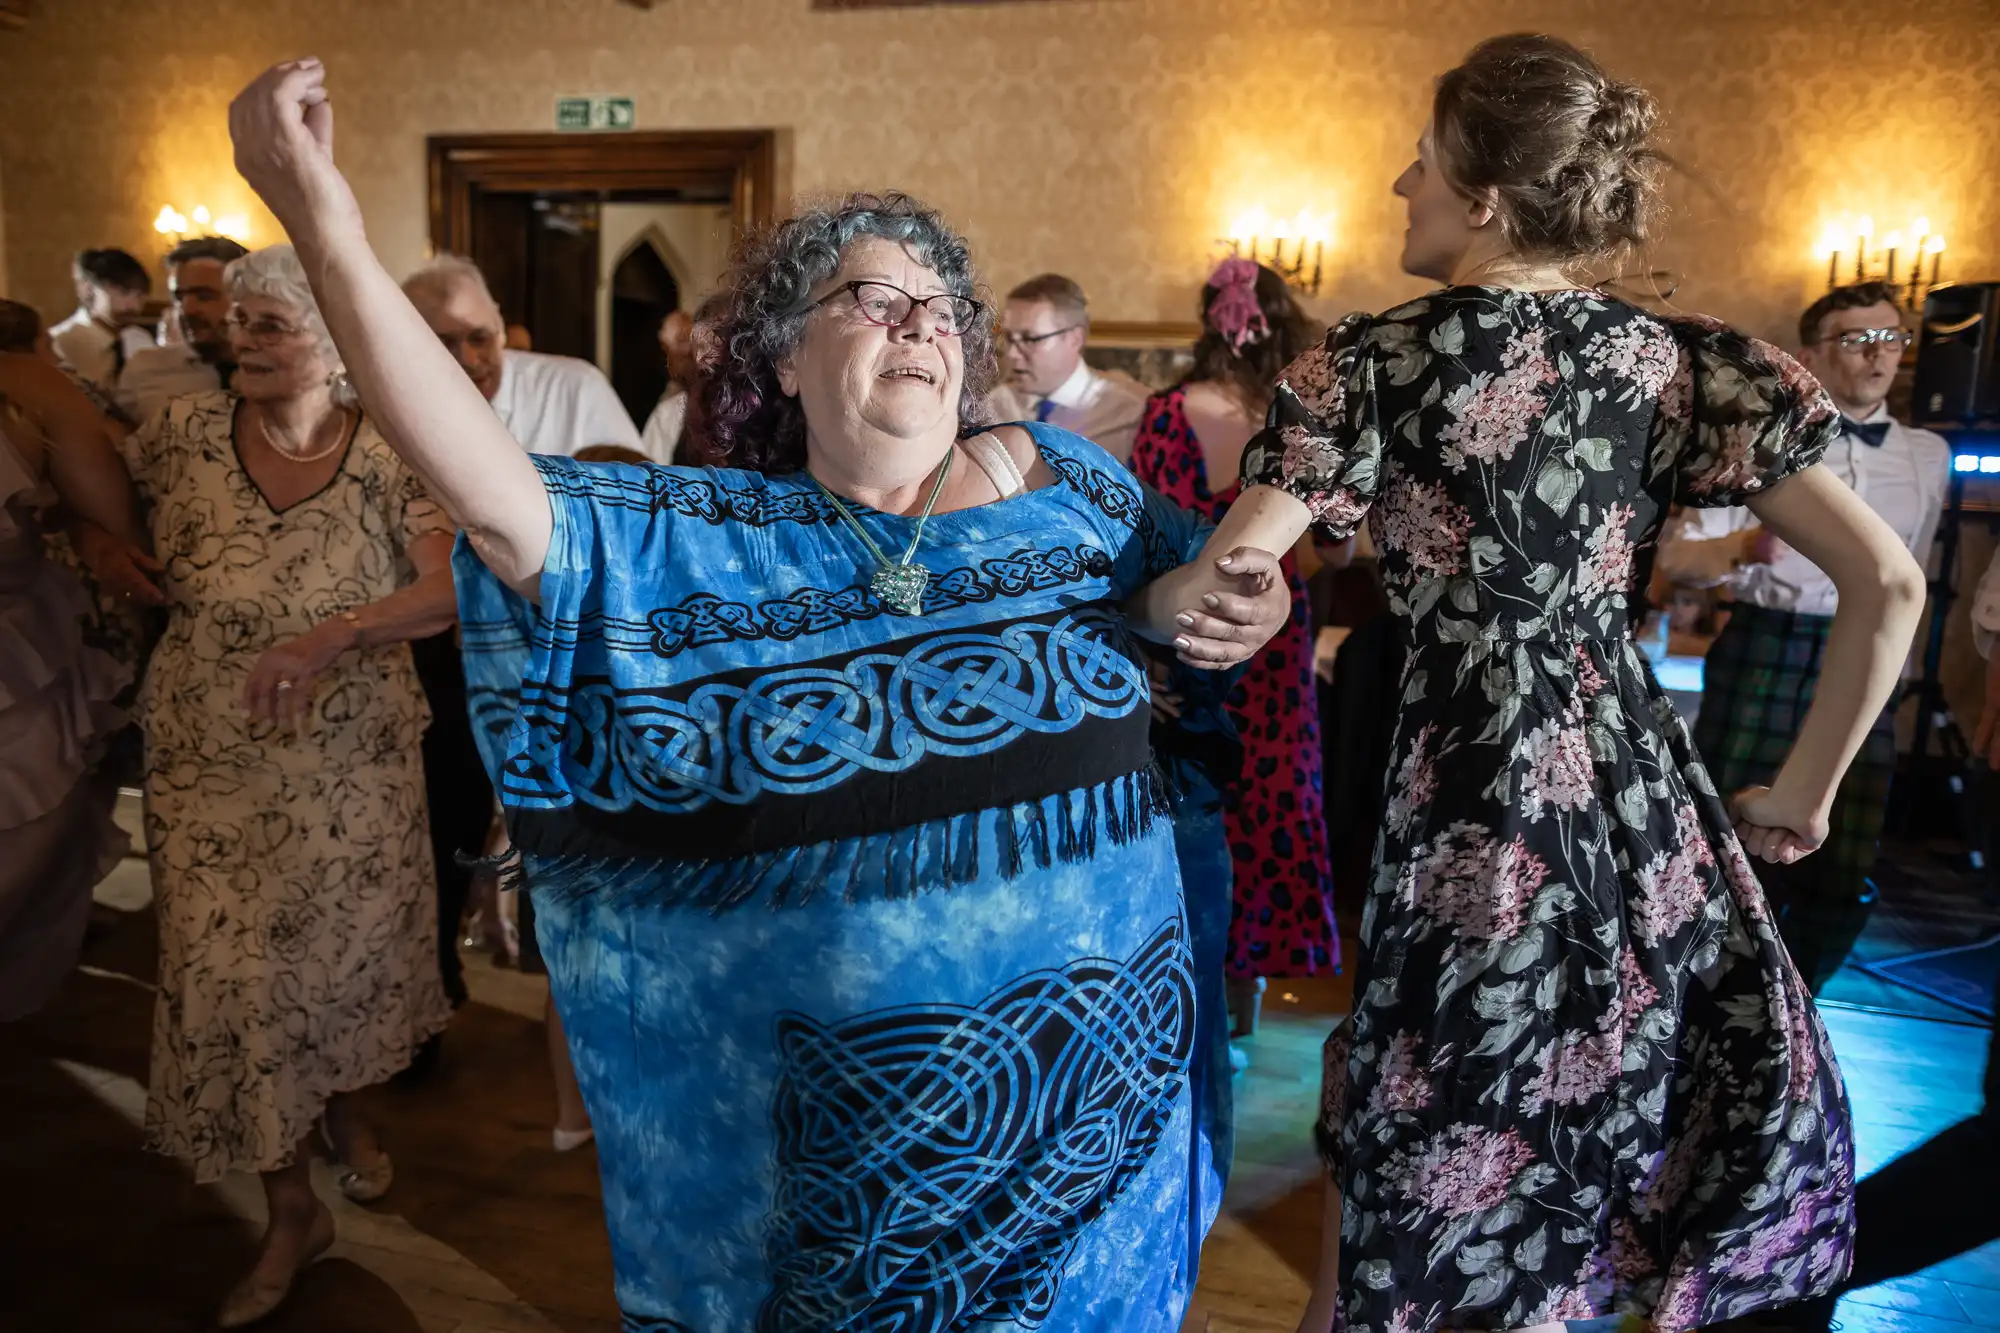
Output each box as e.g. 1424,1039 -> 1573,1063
1140,547 -> 1291,670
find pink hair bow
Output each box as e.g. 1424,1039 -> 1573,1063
1207,257 -> 1269,353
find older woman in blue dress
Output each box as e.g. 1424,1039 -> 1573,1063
229,60 -> 1287,1329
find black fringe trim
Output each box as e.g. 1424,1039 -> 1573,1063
454,845 -> 527,895
518,767 -> 1172,913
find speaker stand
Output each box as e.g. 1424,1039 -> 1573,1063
1892,460 -> 1982,866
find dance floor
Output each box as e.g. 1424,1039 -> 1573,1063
0,800 -> 1995,1332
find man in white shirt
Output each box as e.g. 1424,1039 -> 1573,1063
401,254 -> 642,457
48,248 -> 155,391
987,273 -> 1149,466
399,254 -> 635,1017
1659,281 -> 1950,992
115,236 -> 249,424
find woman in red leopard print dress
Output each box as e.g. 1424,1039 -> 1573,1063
1131,259 -> 1337,982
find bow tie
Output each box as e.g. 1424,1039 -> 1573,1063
1841,416 -> 1891,448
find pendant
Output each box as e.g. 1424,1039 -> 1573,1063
872,562 -> 930,616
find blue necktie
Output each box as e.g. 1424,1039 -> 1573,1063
1035,399 -> 1057,423
1841,415 -> 1890,448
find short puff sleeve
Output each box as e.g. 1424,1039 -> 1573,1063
1240,313 -> 1384,541
1655,315 -> 1838,509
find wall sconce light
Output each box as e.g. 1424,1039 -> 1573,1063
1819,214 -> 1945,308
154,203 -> 251,244
1224,206 -> 1331,295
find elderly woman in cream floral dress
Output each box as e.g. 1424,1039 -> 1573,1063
116,244 -> 457,1327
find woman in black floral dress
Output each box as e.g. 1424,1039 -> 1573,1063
1205,36 -> 1929,1333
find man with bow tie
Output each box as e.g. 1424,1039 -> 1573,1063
1659,280 -> 1949,992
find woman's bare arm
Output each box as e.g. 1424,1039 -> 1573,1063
0,353 -> 146,548
229,60 -> 550,594
1730,463 -> 1927,860
1130,483 -> 1315,661
244,531 -> 459,726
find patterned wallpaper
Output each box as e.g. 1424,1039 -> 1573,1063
0,0 -> 1996,348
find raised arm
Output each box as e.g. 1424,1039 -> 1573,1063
228,60 -> 550,593
1728,463 -> 1927,861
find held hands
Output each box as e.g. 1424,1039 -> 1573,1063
243,616 -> 358,729
1727,784 -> 1830,866
1171,547 -> 1290,669
71,520 -> 169,607
228,58 -> 362,240
1737,525 -> 1786,568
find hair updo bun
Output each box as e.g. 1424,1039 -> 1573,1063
1431,33 -> 1667,266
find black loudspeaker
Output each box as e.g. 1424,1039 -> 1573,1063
1913,281 -> 2000,426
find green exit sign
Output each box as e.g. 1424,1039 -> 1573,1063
555,96 -> 636,132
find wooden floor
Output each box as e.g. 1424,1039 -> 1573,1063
3,806 -> 1997,1332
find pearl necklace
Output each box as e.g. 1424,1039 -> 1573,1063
254,409 -> 348,464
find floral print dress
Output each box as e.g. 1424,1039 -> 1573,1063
123,392 -> 454,1183
1242,289 -> 1854,1331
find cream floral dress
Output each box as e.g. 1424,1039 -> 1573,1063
123,391 -> 453,1182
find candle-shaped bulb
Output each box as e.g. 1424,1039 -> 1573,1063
1913,216 -> 1931,240
1926,233 -> 1946,255
1857,215 -> 1875,239
191,205 -> 211,226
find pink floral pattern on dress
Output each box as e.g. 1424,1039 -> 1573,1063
1518,712 -> 1596,821
1402,821 -> 1549,942
1385,1125 -> 1538,1218
1584,320 -> 1680,402
1436,326 -> 1558,472
1385,722 -> 1440,839
1369,1031 -> 1435,1114
1581,501 -> 1639,599
1377,475 -> 1473,579
1241,291 -> 1850,1331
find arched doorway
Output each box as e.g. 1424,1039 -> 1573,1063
608,238 -> 679,429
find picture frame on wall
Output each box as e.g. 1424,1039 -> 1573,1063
1084,321 -> 1200,392
812,1 -> 1051,7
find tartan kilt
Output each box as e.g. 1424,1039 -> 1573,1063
1692,602 -> 1896,895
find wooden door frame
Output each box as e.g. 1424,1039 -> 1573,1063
425,130 -> 777,256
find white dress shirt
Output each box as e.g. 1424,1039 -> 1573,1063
116,344 -> 225,425
48,308 -> 155,390
989,361 -> 1150,465
639,383 -> 688,464
1659,406 -> 1950,616
490,350 -> 643,457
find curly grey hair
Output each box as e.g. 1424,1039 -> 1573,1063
697,191 -> 996,473
225,244 -> 358,408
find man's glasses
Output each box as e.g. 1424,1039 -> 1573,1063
999,325 -> 1082,351
814,281 -> 982,337
225,312 -> 310,344
1828,328 -> 1913,353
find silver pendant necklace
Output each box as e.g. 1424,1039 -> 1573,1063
811,447 -> 955,616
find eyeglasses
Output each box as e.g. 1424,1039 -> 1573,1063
999,325 -> 1082,351
813,281 -> 982,337
225,312 -> 310,344
1827,328 -> 1913,353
